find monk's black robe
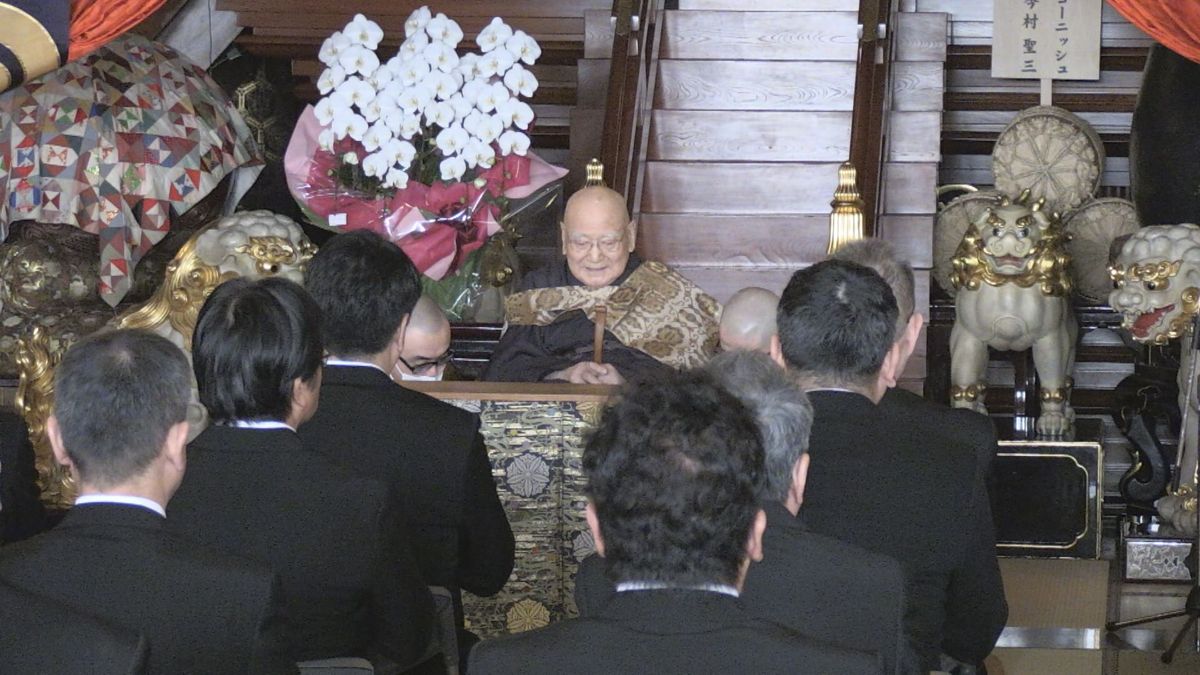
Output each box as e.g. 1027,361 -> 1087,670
483,254 -> 672,382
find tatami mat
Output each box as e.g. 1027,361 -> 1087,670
1000,558 -> 1110,628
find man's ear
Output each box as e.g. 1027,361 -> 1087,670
880,340 -> 903,389
788,453 -> 811,509
47,415 -> 73,472
768,334 -> 786,369
289,374 -> 321,426
561,223 -> 571,256
162,420 -> 189,475
585,501 -> 606,557
391,313 -> 411,356
899,313 -> 925,363
625,219 -> 638,251
745,508 -> 767,563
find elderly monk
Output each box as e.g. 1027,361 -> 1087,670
392,296 -> 453,382
719,287 -> 779,354
484,185 -> 720,383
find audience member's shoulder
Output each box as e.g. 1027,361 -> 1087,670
393,382 -> 479,425
883,387 -> 996,448
157,529 -> 276,586
799,529 -> 904,580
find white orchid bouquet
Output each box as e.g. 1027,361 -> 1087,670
284,8 -> 566,286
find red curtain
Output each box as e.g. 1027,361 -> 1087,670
68,0 -> 165,61
1108,0 -> 1200,64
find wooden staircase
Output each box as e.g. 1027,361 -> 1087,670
606,0 -> 948,386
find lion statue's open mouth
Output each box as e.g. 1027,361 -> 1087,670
1130,304 -> 1176,339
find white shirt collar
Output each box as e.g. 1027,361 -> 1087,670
229,419 -> 296,432
805,387 -> 859,394
325,357 -> 391,377
615,581 -> 739,598
75,494 -> 166,518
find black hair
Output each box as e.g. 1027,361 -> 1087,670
192,277 -> 323,423
776,259 -> 898,386
304,230 -> 422,357
53,329 -> 191,487
584,370 -> 765,587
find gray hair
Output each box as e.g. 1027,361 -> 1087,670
705,350 -> 813,502
832,238 -> 914,340
54,329 -> 191,488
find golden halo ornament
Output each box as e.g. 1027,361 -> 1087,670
992,105 -> 1105,213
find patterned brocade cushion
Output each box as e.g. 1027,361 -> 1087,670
0,34 -> 263,306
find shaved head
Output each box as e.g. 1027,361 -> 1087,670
561,186 -> 636,288
719,287 -> 779,353
395,295 -> 451,379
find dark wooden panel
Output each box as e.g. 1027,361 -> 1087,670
655,60 -> 857,111
642,162 -> 842,213
638,213 -> 933,268
661,11 -> 859,61
576,58 -> 611,108
671,266 -> 798,304
648,110 -> 851,162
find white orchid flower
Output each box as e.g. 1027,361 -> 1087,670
461,78 -> 487,104
317,64 -> 347,95
440,155 -> 468,182
314,97 -> 351,127
505,30 -> 542,65
342,151 -> 359,165
474,112 -> 504,144
476,48 -> 514,78
399,31 -> 430,61
475,82 -> 510,114
362,151 -> 392,179
318,128 -> 336,151
463,138 -> 496,169
360,97 -> 386,123
423,42 -> 460,74
319,31 -> 350,67
447,93 -> 474,121
507,100 -> 534,130
424,70 -> 462,101
338,45 -> 379,78
476,17 -> 514,53
426,13 -> 464,46
362,122 -> 391,152
386,166 -> 411,190
424,101 -> 455,128
503,64 -> 538,98
398,58 -> 431,87
381,138 -> 417,166
335,77 -> 376,109
332,112 -> 369,142
456,53 -> 480,80
405,6 -> 432,38
344,14 -> 384,51
436,125 -> 470,155
398,112 -> 423,140
497,129 -> 531,156
398,84 -> 434,114
462,110 -> 485,137
367,66 -> 393,90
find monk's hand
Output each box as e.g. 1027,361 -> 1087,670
582,363 -> 624,386
549,362 -> 622,384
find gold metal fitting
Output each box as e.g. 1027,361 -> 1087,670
1109,259 -> 1182,287
1040,386 -> 1070,404
585,158 -> 606,187
950,383 -> 987,402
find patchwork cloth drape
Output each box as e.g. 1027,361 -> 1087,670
1108,0 -> 1200,65
0,35 -> 262,305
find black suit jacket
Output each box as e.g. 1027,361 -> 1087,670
298,365 -> 514,602
0,578 -> 147,674
167,425 -> 433,667
801,391 -> 1008,671
472,588 -> 880,674
881,387 -> 998,480
0,410 -> 46,544
574,502 -> 913,673
0,503 -> 293,674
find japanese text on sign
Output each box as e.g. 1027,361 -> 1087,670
993,0 -> 1101,80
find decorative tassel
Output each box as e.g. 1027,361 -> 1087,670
827,162 -> 866,255
585,158 -> 606,188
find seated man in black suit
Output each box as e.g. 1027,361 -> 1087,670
0,409 -> 46,544
471,369 -> 879,674
0,329 -> 293,674
770,259 -> 1008,672
831,238 -> 998,481
575,351 -> 912,673
0,578 -> 147,674
300,231 -> 514,647
168,277 -> 433,670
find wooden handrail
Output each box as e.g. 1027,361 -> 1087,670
847,0 -> 897,237
599,0 -> 664,206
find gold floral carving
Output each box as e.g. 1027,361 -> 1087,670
15,326 -> 75,509
1108,260 -> 1183,287
235,236 -> 316,277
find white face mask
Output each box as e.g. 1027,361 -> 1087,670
393,365 -> 444,382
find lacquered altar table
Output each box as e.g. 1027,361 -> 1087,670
401,381 -> 617,638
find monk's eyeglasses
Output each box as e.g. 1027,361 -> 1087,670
398,350 -> 453,376
565,233 -> 624,255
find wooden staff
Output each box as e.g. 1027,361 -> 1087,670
593,304 -> 607,364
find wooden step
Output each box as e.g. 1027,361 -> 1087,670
662,11 -> 859,61
639,213 -> 932,269
654,60 -> 941,112
219,0 -> 611,19
678,0 -> 861,10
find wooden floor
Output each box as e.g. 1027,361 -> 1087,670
990,557 -> 1200,674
